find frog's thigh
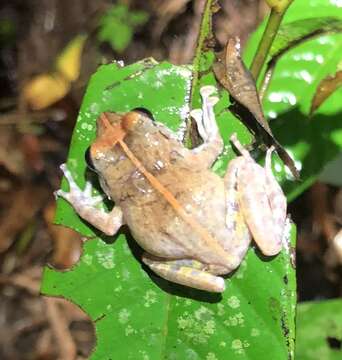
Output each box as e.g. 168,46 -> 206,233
142,254 -> 225,292
223,158 -> 252,262
238,165 -> 282,256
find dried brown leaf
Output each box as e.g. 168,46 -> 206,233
310,70 -> 342,115
213,37 -> 299,178
44,201 -> 82,269
0,185 -> 49,253
44,297 -> 77,360
0,128 -> 26,176
214,37 -> 273,133
21,134 -> 44,173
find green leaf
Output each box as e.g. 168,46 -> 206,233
269,17 -> 342,59
296,299 -> 342,359
44,64 -> 296,359
243,0 -> 342,201
98,4 -> 149,53
310,68 -> 342,115
42,2 -> 296,359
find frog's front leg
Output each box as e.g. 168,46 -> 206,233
142,254 -> 225,292
190,86 -> 224,167
55,164 -> 124,235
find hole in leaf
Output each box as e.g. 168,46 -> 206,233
131,107 -> 154,120
326,336 -> 342,350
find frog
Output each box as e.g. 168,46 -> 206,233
55,85 -> 287,293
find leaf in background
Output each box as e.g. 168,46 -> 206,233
213,37 -> 299,178
310,68 -> 342,115
270,17 -> 342,59
296,299 -> 342,359
260,16 -> 342,98
56,34 -> 87,82
243,0 -> 342,201
42,1 -> 296,359
23,35 -> 87,110
319,152 -> 342,187
23,73 -> 70,110
98,4 -> 149,53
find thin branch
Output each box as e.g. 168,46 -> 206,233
250,0 -> 293,82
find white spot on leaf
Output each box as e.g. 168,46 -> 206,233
96,247 -> 115,269
82,254 -> 93,265
251,328 -> 260,337
206,352 -> 217,360
227,296 -> 240,309
118,308 -> 131,324
143,290 -> 157,307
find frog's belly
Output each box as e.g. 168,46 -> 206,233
120,170 -> 233,268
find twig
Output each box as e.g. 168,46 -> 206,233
250,0 -> 293,82
0,109 -> 64,125
185,0 -> 214,147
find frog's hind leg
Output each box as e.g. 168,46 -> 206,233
223,157 -> 252,262
190,86 -> 224,167
229,135 -> 284,256
142,254 -> 225,292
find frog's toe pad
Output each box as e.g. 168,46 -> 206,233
200,85 -> 216,98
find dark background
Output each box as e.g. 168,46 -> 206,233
0,1 -> 341,358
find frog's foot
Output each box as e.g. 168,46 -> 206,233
55,163 -> 124,235
190,86 -> 224,167
55,164 -> 104,206
191,86 -> 219,143
142,254 -> 225,292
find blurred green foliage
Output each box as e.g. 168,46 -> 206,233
296,299 -> 342,360
98,3 -> 148,53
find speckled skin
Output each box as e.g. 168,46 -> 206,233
56,86 -> 287,292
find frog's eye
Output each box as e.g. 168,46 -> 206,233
131,107 -> 155,121
85,146 -> 97,172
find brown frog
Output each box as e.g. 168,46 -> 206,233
56,86 -> 287,292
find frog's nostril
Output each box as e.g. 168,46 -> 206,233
85,147 -> 96,172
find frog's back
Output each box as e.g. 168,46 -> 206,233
119,165 -> 232,267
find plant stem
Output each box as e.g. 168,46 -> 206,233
185,0 -> 215,147
250,0 -> 293,82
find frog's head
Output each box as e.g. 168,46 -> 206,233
88,110 -> 154,156
95,110 -> 155,140
85,110 -> 155,197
